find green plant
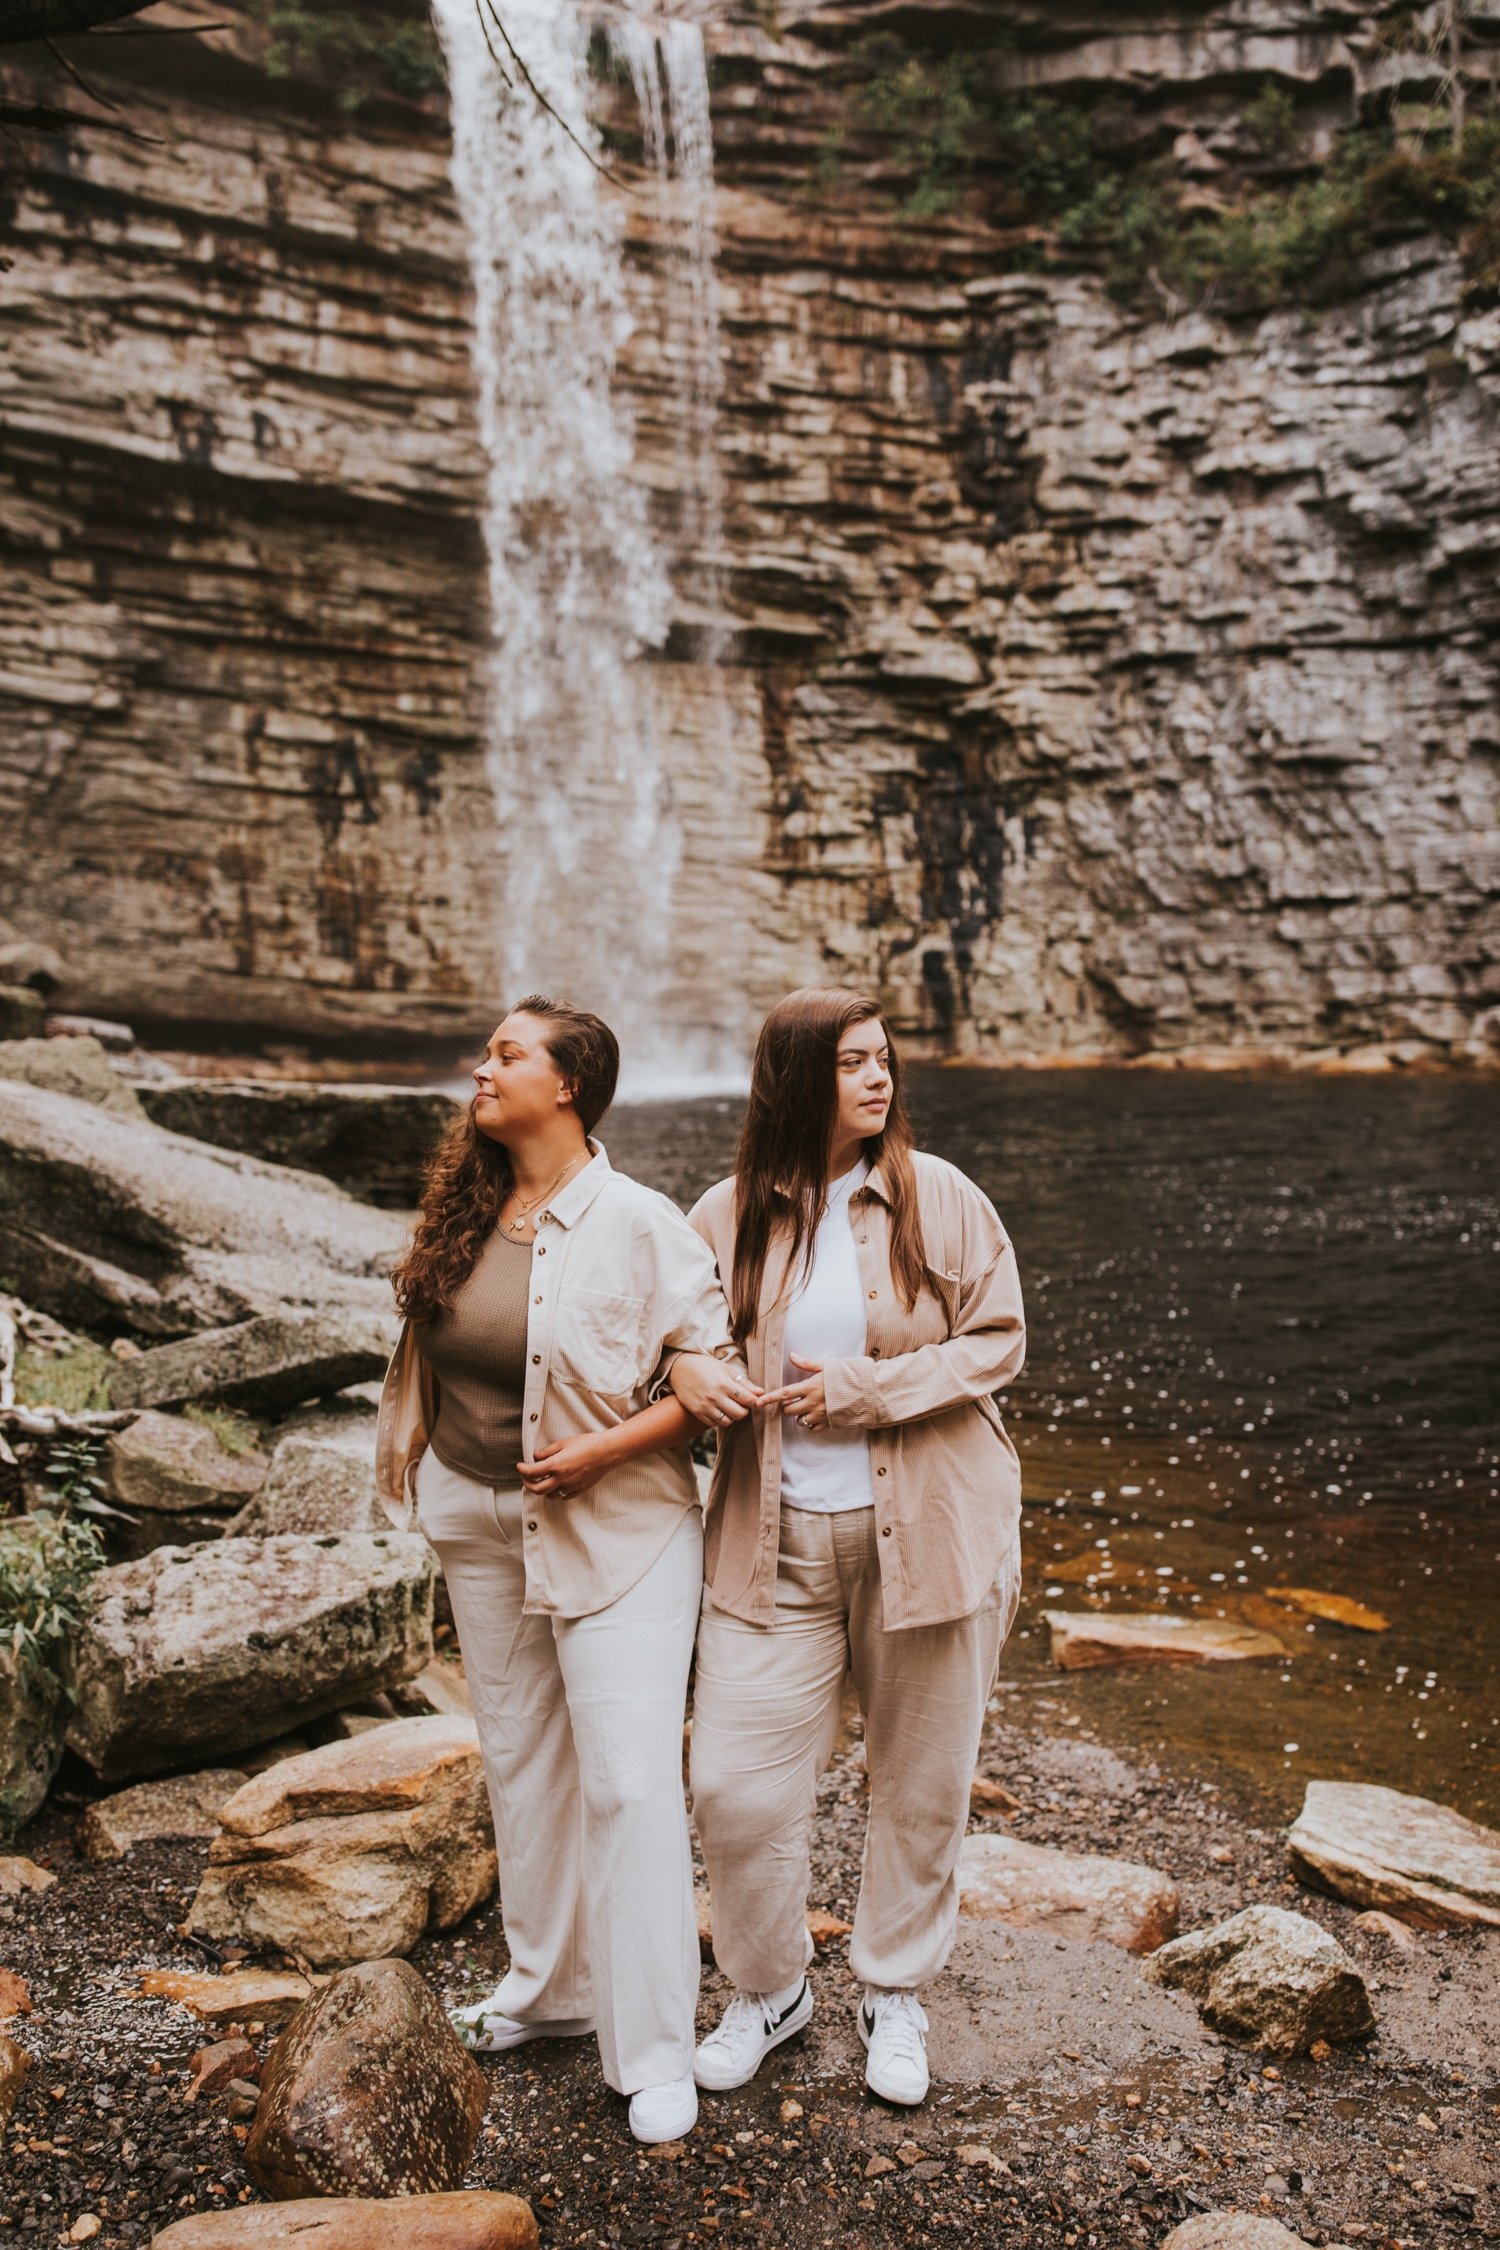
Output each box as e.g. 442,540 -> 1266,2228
34,1435 -> 120,1525
1244,82 -> 1299,160
183,1402 -> 263,1459
855,39 -> 980,218
14,1339 -> 113,1413
0,1512 -> 104,1700
262,0 -> 444,113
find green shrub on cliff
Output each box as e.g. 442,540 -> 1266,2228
0,1512 -> 103,1700
261,0 -> 444,112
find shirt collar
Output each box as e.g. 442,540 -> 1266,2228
542,1138 -> 612,1229
772,1152 -> 893,1207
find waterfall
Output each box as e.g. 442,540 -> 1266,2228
431,0 -> 741,1090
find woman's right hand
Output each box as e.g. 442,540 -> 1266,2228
669,1352 -> 762,1430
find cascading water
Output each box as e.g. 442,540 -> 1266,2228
431,0 -> 743,1090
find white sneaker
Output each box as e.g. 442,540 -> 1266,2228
629,2072 -> 699,2143
858,1988 -> 929,2105
449,1994 -> 595,2054
693,1980 -> 814,2090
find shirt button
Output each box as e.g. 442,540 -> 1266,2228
529,1412 -> 538,1422
531,1354 -> 541,1364
871,1346 -> 881,1358
867,1289 -> 877,1300
876,1465 -> 887,1476
534,1295 -> 543,1305
537,1246 -> 546,1256
527,1520 -> 538,1532
881,1524 -> 892,1536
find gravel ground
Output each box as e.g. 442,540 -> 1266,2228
3,1698 -> 1497,2250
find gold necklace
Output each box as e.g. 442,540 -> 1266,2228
503,1150 -> 586,1235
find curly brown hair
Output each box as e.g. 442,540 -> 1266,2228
391,996 -> 618,1325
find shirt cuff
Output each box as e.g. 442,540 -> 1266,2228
822,1355 -> 882,1428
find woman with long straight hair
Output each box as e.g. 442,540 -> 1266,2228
670,987 -> 1025,2107
377,995 -> 751,2145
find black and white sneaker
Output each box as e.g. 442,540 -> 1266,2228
693,1980 -> 814,2091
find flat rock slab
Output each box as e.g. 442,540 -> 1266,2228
1145,1904 -> 1375,2055
138,1080 -> 460,1209
0,1035 -> 143,1117
228,1432 -> 382,1537
151,2190 -> 537,2247
190,1716 -> 495,1967
112,1313 -> 389,1417
1044,1609 -> 1286,1669
246,1959 -> 487,2199
0,1080 -> 401,1339
105,1411 -> 266,1516
79,1769 -> 248,1861
64,1531 -> 434,1781
958,1831 -> 1179,1953
138,1968 -> 319,2027
1287,1778 -> 1500,1930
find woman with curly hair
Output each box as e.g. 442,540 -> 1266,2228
669,988 -> 1025,2109
377,996 -> 751,2145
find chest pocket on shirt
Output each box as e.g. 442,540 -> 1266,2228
551,1287 -> 647,1399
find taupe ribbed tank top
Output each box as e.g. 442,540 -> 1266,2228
413,1229 -> 532,1487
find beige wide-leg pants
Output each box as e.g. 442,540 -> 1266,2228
690,1503 -> 1022,1996
415,1450 -> 703,2095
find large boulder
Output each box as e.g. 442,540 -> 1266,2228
111,1313 -> 390,1417
105,1410 -> 267,1513
228,1433 -> 383,1538
0,1650 -> 64,1841
189,1717 -> 495,1965
245,1959 -> 487,2199
1043,1610 -> 1286,1668
1144,1904 -> 1375,2055
79,1768 -> 248,1861
958,1832 -> 1179,1954
0,1036 -> 143,1118
151,2193 -> 539,2248
63,1532 -> 434,1781
0,1080 -> 402,1340
1287,1778 -> 1500,1931
139,1080 -> 460,1208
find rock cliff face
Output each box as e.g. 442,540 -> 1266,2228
1,3 -> 1496,1063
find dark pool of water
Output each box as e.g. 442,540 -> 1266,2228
607,1069 -> 1500,1822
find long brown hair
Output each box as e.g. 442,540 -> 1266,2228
392,995 -> 618,1325
728,986 -> 928,1342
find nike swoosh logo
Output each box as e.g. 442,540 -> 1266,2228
768,1984 -> 807,2033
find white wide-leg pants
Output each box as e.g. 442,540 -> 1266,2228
415,1450 -> 703,2095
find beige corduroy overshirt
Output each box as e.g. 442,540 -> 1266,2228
376,1142 -> 733,1619
687,1150 -> 1025,1631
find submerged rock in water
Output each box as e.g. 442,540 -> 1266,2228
139,1079 -> 460,1208
111,1312 -> 390,1417
79,1768 -> 248,1861
0,1080 -> 401,1339
228,1432 -> 382,1538
245,1958 -> 487,2199
189,1716 -> 494,1966
64,1532 -> 434,1780
1044,1609 -> 1286,1668
152,2193 -> 539,2247
958,1832 -> 1179,1954
1144,1903 -> 1374,2055
1287,1778 -> 1500,1930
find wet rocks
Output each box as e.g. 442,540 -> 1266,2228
79,1769 -> 248,1861
110,1312 -> 390,1418
1043,1610 -> 1287,1669
0,1080 -> 402,1339
189,1716 -> 494,1966
138,1080 -> 460,1209
0,1035 -> 143,1118
1144,1904 -> 1375,2055
64,1531 -> 434,1780
152,2190 -> 538,2247
1287,1779 -> 1500,1931
105,1409 -> 267,1512
0,2031 -> 30,2130
228,1432 -> 382,1537
958,1832 -> 1180,1954
245,1958 -> 488,2199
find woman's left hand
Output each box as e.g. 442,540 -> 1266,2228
518,1435 -> 614,1501
758,1355 -> 829,1432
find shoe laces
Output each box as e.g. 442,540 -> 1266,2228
703,1990 -> 778,2053
868,1988 -> 927,2063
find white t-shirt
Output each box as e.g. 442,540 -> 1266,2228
779,1161 -> 875,1514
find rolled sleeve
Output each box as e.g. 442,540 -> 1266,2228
823,1238 -> 1026,1430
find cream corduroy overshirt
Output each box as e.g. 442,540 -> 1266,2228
376,1142 -> 733,1618
687,1149 -> 1025,1631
